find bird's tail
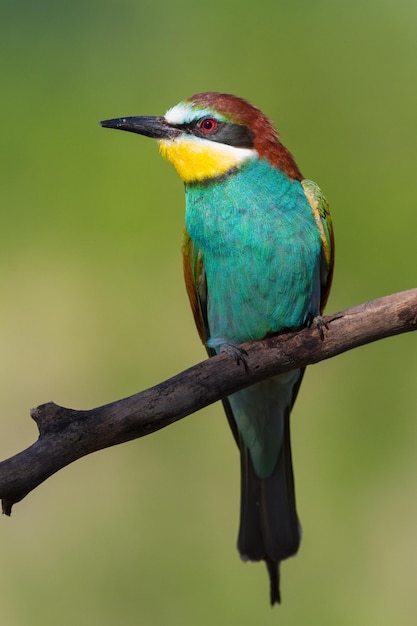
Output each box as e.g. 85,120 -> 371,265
238,414 -> 301,605
223,370 -> 304,605
237,412 -> 300,604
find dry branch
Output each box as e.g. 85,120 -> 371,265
1,288 -> 416,516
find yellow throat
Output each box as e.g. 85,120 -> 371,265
158,136 -> 254,183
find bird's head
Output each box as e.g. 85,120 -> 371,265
101,92 -> 302,184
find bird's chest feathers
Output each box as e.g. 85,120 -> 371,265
159,136 -> 254,183
185,161 -> 306,252
185,161 -> 322,343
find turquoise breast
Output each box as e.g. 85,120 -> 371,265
185,158 -> 322,348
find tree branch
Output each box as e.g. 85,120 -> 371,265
1,288 -> 416,516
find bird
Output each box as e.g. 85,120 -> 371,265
100,92 -> 334,605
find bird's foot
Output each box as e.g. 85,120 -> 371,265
307,314 -> 329,341
220,343 -> 249,373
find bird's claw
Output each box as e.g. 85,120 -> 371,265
220,343 -> 249,372
307,314 -> 329,341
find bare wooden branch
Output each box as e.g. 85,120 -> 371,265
1,288 -> 416,516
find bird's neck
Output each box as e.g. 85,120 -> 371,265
159,133 -> 303,185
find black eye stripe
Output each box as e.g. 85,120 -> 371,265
174,120 -> 255,149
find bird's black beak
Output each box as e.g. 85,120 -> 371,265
100,116 -> 179,140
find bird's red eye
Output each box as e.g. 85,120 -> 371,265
200,118 -> 217,132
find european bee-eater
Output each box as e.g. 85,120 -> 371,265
101,92 -> 334,605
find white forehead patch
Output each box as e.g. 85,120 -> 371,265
164,102 -> 194,124
165,101 -> 225,125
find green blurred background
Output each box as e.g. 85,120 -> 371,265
1,0 -> 416,624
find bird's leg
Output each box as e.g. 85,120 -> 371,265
307,313 -> 329,341
220,343 -> 249,373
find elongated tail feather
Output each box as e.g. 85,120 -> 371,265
233,370 -> 304,604
237,415 -> 300,604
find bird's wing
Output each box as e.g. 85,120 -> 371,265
302,179 -> 335,311
182,227 -> 240,444
182,227 -> 210,346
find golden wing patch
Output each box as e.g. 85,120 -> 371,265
302,179 -> 335,311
